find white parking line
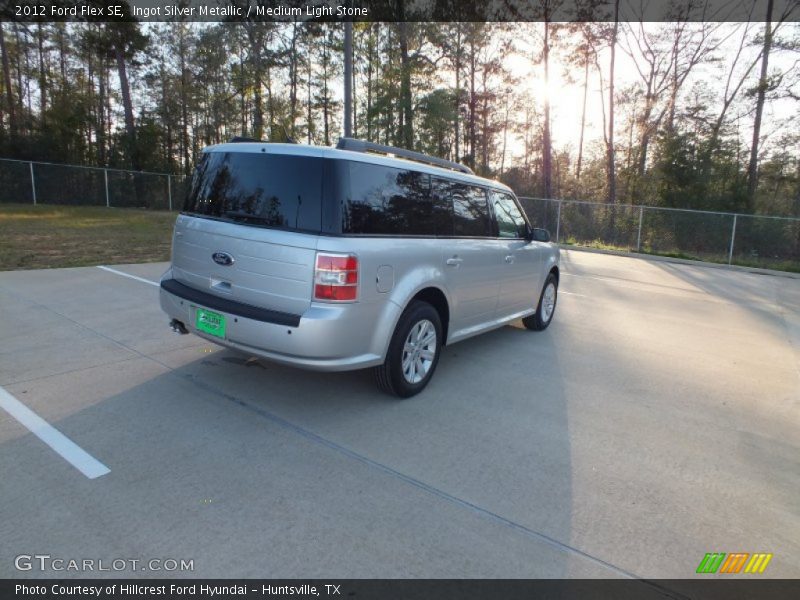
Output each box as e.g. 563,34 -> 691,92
0,386 -> 110,479
559,291 -> 586,297
97,265 -> 159,287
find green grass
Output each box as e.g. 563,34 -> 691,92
0,203 -> 176,270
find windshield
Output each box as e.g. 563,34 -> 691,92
183,152 -> 323,232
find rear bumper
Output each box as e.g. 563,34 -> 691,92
161,278 -> 301,327
159,276 -> 400,372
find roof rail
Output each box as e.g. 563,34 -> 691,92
228,136 -> 298,144
336,137 -> 474,175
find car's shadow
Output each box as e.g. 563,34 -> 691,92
2,322 -> 579,578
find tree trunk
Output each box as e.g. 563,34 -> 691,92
306,51 -> 313,144
385,27 -> 393,145
179,27 -> 190,175
352,28 -> 357,138
542,20 -> 553,199
0,22 -> 17,139
366,25 -> 374,140
114,45 -> 138,169
97,57 -> 107,165
105,62 -> 112,161
624,109 -> 636,201
161,61 -> 171,168
523,104 -> 532,172
245,25 -> 264,140
747,0 -> 774,212
666,33 -> 679,134
500,92 -> 509,174
576,58 -> 588,183
398,22 -> 413,149
114,40 -> 144,206
454,27 -> 462,162
13,24 -> 26,119
607,0 -> 619,205
481,66 -> 489,172
37,23 -> 47,117
238,45 -> 246,135
468,38 -> 476,170
322,38 -> 330,146
57,24 -> 66,83
266,64 -> 275,139
289,21 -> 298,137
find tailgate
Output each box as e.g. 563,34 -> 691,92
171,214 -> 318,316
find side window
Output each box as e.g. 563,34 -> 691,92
432,178 -> 492,237
491,190 -> 527,238
342,162 -> 433,235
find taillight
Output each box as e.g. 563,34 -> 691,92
314,253 -> 358,302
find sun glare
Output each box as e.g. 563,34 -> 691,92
505,51 -> 599,159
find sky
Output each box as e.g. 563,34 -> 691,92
499,22 -> 799,165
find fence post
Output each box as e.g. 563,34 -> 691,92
555,200 -> 561,243
728,214 -> 738,265
636,205 -> 644,252
29,162 -> 37,205
104,169 -> 110,208
167,174 -> 172,211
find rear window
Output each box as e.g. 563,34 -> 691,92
183,152 -> 323,232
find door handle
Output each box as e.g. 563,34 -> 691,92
445,257 -> 463,267
504,255 -> 515,264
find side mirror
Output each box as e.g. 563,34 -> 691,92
526,226 -> 551,243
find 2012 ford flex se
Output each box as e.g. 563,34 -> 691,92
160,138 -> 560,397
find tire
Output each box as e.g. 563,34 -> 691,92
523,272 -> 558,331
375,300 -> 443,398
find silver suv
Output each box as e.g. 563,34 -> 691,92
160,138 -> 560,397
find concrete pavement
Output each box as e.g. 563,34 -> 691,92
1,250 -> 798,579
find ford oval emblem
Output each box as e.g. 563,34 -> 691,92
212,252 -> 234,266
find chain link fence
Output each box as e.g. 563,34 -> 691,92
1,158 -> 797,272
520,197 -> 800,272
0,157 -> 184,210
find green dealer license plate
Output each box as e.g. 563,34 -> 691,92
196,308 -> 226,339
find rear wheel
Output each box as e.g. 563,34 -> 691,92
523,272 -> 558,331
375,301 -> 442,398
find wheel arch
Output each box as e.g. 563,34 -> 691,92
409,286 -> 450,345
549,265 -> 559,283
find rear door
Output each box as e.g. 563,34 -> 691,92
434,179 -> 500,338
171,150 -> 324,316
490,190 -> 542,317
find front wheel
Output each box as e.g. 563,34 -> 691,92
375,301 -> 442,398
523,272 -> 558,331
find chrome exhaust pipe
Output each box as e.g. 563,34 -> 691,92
170,319 -> 189,335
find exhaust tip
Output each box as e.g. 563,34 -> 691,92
170,319 -> 189,335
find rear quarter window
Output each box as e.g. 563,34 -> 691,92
340,162 -> 444,235
184,152 -> 323,232
432,179 -> 493,237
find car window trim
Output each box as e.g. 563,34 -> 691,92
489,189 -> 530,239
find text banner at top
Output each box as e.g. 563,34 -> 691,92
7,0 -> 800,23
